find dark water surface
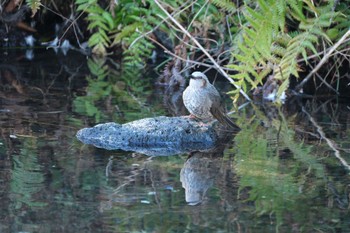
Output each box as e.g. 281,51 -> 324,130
1,49 -> 350,233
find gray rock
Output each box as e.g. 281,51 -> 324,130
76,116 -> 218,156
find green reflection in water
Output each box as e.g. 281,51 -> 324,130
73,57 -> 165,123
3,51 -> 350,232
11,138 -> 46,209
6,135 -> 109,232
232,103 -> 349,232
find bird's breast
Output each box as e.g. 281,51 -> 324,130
183,87 -> 213,120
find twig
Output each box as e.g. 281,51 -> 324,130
296,38 -> 350,63
226,15 -> 233,44
295,29 -> 350,91
146,34 -> 237,72
227,101 -> 250,116
130,0 -> 195,48
187,0 -> 209,30
306,63 -> 339,94
40,3 -> 86,47
153,0 -> 251,101
302,106 -> 350,171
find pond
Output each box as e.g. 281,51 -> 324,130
0,48 -> 350,233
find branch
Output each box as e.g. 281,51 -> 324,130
295,29 -> 350,91
306,63 -> 339,94
153,0 -> 251,101
130,0 -> 195,48
146,34 -> 234,71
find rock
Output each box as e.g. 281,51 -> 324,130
76,116 -> 218,156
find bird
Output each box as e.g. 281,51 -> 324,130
182,71 -> 239,129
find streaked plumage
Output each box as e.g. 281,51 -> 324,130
183,71 -> 239,129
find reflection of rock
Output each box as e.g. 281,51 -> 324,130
180,153 -> 220,205
76,116 -> 218,156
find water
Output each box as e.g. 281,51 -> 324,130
0,49 -> 350,233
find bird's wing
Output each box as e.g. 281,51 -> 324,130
208,87 -> 225,117
208,86 -> 240,129
207,86 -> 223,110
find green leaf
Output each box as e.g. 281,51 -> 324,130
102,12 -> 115,30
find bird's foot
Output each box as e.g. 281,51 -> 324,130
184,114 -> 197,119
198,122 -> 210,128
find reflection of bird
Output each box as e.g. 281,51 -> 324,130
182,71 -> 239,129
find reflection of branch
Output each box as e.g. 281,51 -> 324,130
148,163 -> 162,210
105,156 -> 113,177
101,156 -> 157,212
302,106 -> 350,171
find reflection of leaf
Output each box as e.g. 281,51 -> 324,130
234,120 -> 299,223
10,138 -> 47,209
73,58 -> 165,123
74,97 -> 102,122
233,104 -> 326,229
275,111 -> 325,178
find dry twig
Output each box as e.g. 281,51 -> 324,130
296,29 -> 350,91
153,0 -> 251,101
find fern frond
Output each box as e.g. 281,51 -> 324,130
210,0 -> 237,14
228,0 -> 343,101
26,0 -> 41,17
76,0 -> 116,56
228,0 -> 285,101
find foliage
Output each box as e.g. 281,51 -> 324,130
73,0 -> 226,63
111,1 -> 161,65
74,0 -> 163,59
75,0 -> 115,55
26,0 -> 350,97
210,0 -> 237,14
26,0 -> 41,16
228,0 -> 350,101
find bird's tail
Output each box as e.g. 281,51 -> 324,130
221,115 -> 240,130
211,107 -> 240,130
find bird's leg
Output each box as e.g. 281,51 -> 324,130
183,114 -> 197,119
183,114 -> 211,127
198,122 -> 210,128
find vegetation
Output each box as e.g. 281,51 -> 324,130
227,0 -> 346,100
17,0 -> 350,100
0,0 -> 333,101
2,1 -> 350,232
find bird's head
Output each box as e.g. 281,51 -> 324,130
189,71 -> 209,88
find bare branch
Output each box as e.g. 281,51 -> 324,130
153,0 -> 251,101
296,29 -> 350,91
